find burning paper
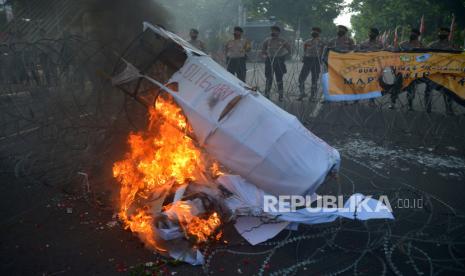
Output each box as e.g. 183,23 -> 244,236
113,95 -> 226,262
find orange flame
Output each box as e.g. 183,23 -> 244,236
113,94 -> 222,252
187,212 -> 222,242
164,200 -> 222,243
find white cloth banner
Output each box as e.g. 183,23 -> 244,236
218,175 -> 394,245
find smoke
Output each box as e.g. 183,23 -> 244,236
156,0 -> 240,50
78,0 -> 242,56
81,0 -> 171,51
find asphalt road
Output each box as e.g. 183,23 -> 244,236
1,67 -> 465,275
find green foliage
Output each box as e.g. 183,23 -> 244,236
350,0 -> 465,46
160,0 -> 238,33
243,0 -> 345,40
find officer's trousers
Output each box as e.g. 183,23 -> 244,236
298,57 -> 321,98
264,56 -> 287,97
406,80 -> 454,114
424,80 -> 454,114
226,57 -> 247,82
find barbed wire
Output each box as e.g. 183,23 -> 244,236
1,37 -> 464,275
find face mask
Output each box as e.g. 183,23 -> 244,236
311,32 -> 319,38
369,34 -> 377,40
271,32 -> 279,37
191,35 -> 198,40
409,34 -> 418,41
438,34 -> 448,40
337,30 -> 346,37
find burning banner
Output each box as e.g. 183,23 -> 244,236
110,23 -> 393,265
322,50 -> 465,103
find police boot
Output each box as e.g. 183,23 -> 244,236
278,82 -> 284,102
444,95 -> 454,116
408,99 -> 414,111
388,99 -> 395,109
406,88 -> 414,111
310,84 -> 317,100
389,89 -> 396,109
297,82 -> 306,101
264,79 -> 272,98
425,95 -> 432,113
445,104 -> 454,116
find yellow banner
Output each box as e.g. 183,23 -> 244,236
323,50 -> 465,103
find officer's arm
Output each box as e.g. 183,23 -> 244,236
319,41 -> 326,58
200,41 -> 207,52
302,42 -> 308,59
245,40 -> 251,53
284,40 -> 292,55
224,41 -> 228,55
261,40 -> 268,57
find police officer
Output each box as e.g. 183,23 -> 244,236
188,28 -> 207,52
426,27 -> 455,115
357,28 -> 384,51
261,26 -> 291,101
399,28 -> 423,50
355,27 -> 385,105
428,27 -> 455,50
224,26 -> 251,82
298,27 -> 325,101
328,25 -> 355,51
399,28 -> 424,111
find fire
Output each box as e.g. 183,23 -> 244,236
187,212 -> 222,242
112,93 -> 222,252
164,200 -> 222,243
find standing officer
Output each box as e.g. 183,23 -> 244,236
357,28 -> 384,51
399,28 -> 423,50
399,28 -> 424,111
261,25 -> 291,101
224,26 -> 251,82
188,28 -> 207,52
328,25 -> 355,51
428,27 -> 455,50
426,27 -> 455,115
356,27 -> 384,105
298,27 -> 325,101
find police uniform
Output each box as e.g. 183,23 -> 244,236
328,36 -> 355,51
398,39 -> 424,110
262,36 -> 291,99
188,39 -> 207,52
298,36 -> 325,99
426,39 -> 455,114
357,39 -> 384,51
225,38 -> 250,82
357,32 -> 384,104
398,40 -> 423,51
428,40 -> 455,51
